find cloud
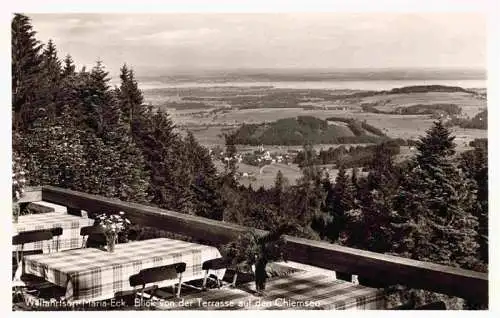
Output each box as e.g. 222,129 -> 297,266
125,27 -> 219,45
27,13 -> 486,76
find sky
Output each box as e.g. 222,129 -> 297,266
27,13 -> 486,77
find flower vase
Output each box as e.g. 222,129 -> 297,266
106,234 -> 117,252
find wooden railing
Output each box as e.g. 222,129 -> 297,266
18,186 -> 42,203
38,185 -> 488,304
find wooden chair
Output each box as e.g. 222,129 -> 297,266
128,263 -> 187,300
50,227 -> 63,252
201,257 -> 237,290
12,227 -> 62,276
13,229 -> 54,266
12,230 -> 55,297
80,225 -> 106,248
12,250 -> 43,278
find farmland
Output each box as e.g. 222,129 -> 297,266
214,161 -> 303,189
143,83 -> 487,188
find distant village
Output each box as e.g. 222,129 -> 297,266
210,145 -> 294,167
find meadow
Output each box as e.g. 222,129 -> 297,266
144,83 -> 487,187
359,92 -> 485,117
234,162 -> 303,189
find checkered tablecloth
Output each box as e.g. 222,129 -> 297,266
250,271 -> 386,310
159,271 -> 385,310
14,212 -> 95,252
23,238 -> 225,302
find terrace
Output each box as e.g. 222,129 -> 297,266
13,186 -> 488,310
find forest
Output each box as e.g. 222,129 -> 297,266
446,109 -> 488,130
12,14 -> 488,309
293,141 -> 402,168
230,116 -> 389,145
361,103 -> 462,116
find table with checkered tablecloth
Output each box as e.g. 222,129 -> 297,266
14,212 -> 95,252
159,271 -> 386,310
248,271 -> 386,310
23,238 -> 225,302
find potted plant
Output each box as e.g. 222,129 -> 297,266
221,223 -> 296,295
94,211 -> 131,252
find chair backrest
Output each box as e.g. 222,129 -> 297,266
127,229 -> 139,241
80,225 -> 104,237
129,263 -> 187,288
12,249 -> 43,263
86,233 -> 107,248
13,229 -> 53,245
80,225 -> 106,248
202,257 -> 231,271
67,208 -> 83,217
50,227 -> 63,237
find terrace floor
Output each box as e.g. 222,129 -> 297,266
13,263 -> 385,311
14,266 -> 385,311
159,271 -> 385,310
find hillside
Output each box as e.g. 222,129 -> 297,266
361,103 -> 462,116
447,109 -> 487,130
231,116 -> 388,145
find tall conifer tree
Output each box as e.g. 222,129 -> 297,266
62,54 -> 76,77
329,165 -> 356,241
40,39 -> 62,119
12,13 -> 43,131
392,121 -> 479,269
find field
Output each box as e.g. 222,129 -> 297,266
240,163 -> 302,189
144,84 -> 487,187
359,92 -> 485,117
180,112 -> 485,147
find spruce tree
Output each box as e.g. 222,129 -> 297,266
271,170 -> 290,219
391,121 -> 479,269
41,39 -> 61,77
83,60 -> 113,135
12,13 -> 43,131
291,144 -> 325,237
56,63 -> 88,121
273,170 -> 289,195
223,133 -> 238,179
329,165 -> 356,242
19,105 -> 86,189
133,109 -> 185,210
311,174 -> 335,241
62,54 -> 76,77
183,131 -> 224,219
117,64 -> 146,135
73,62 -> 150,203
460,140 -> 488,266
347,143 -> 400,252
40,39 -> 62,119
351,167 -> 359,192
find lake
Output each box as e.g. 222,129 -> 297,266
137,79 -> 486,91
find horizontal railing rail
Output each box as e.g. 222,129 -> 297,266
17,186 -> 42,203
41,185 -> 488,304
